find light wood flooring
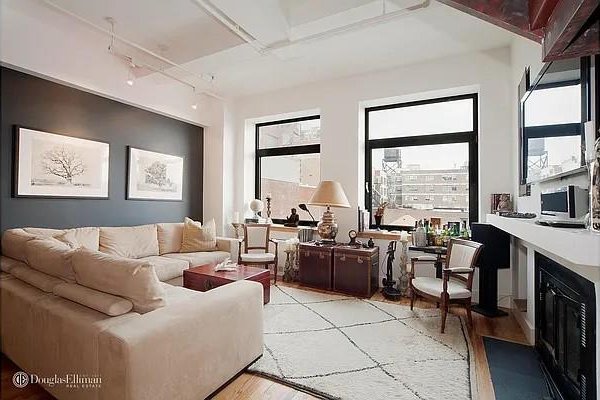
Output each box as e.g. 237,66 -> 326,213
1,282 -> 527,400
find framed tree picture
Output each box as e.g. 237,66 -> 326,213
14,126 -> 110,198
127,147 -> 184,201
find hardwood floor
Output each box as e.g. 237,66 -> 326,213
1,282 -> 527,400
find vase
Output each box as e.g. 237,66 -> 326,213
591,138 -> 600,233
374,215 -> 382,229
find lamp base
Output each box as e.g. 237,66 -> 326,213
317,206 -> 338,241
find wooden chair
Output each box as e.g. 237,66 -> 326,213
237,224 -> 279,283
409,238 -> 483,333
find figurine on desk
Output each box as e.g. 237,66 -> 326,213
283,208 -> 300,227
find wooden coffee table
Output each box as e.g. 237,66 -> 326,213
183,264 -> 270,304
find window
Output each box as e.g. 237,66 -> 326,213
519,57 -> 589,185
256,116 -> 320,224
366,94 -> 478,229
523,83 -> 582,182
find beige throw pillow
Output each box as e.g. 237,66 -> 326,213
180,218 -> 217,253
25,238 -> 76,282
71,248 -> 166,313
156,223 -> 184,255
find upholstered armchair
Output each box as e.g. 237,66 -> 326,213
237,224 -> 279,283
409,238 -> 483,333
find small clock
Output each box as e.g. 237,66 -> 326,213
348,230 -> 358,245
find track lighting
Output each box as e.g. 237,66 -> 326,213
191,87 -> 198,110
126,63 -> 135,86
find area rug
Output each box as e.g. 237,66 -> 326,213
249,285 -> 477,400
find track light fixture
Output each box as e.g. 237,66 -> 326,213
126,63 -> 135,86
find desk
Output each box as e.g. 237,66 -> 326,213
409,245 -> 447,278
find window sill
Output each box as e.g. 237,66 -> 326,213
270,224 -> 317,233
357,230 -> 408,240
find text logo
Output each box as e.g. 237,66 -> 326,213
13,371 -> 29,388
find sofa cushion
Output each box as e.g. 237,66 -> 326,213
22,227 -> 65,238
161,282 -> 202,306
53,283 -> 134,316
0,256 -> 27,273
71,248 -> 166,313
10,265 -> 65,293
1,229 -> 37,262
25,238 -> 76,282
163,251 -> 230,267
99,225 -> 159,259
139,256 -> 189,282
156,223 -> 183,255
180,218 -> 217,253
62,227 -> 100,250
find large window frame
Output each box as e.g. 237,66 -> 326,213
255,115 -> 320,225
519,56 -> 591,186
365,93 -> 479,230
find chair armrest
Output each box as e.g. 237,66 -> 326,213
443,267 -> 474,274
98,281 -> 263,400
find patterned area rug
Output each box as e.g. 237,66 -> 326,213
249,285 -> 477,400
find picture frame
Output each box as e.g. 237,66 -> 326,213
126,146 -> 184,201
13,126 -> 110,199
490,193 -> 513,214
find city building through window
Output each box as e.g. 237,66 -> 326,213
365,94 -> 478,229
255,116 -> 320,224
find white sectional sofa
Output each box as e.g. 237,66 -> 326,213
0,223 -> 263,400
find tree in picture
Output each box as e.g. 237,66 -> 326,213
40,145 -> 86,185
144,161 -> 172,188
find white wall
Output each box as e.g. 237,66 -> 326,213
217,47 -> 515,301
0,0 -> 216,128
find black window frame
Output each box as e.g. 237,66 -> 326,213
255,115 -> 320,226
365,93 -> 479,230
519,56 -> 591,186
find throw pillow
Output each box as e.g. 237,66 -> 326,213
180,218 -> 217,252
25,238 -> 76,282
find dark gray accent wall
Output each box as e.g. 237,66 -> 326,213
0,67 -> 203,232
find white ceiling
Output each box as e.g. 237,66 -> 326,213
44,0 -> 518,98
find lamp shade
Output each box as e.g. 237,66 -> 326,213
308,181 -> 351,208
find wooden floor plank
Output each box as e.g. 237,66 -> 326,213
1,282 -> 526,400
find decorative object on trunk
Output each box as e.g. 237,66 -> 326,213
374,202 -> 388,229
491,193 -> 513,213
14,126 -> 109,198
127,147 -> 183,201
284,208 -> 300,227
591,137 -> 600,232
307,180 -> 351,242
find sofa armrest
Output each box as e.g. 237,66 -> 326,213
98,280 -> 263,400
216,236 -> 241,262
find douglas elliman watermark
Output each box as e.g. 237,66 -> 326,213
13,371 -> 102,389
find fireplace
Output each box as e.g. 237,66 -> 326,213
535,253 -> 596,400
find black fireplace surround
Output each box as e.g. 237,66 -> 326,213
535,252 -> 596,400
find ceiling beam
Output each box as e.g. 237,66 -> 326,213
542,0 -> 599,61
436,0 -> 543,42
529,0 -> 560,29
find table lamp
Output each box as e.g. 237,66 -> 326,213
308,180 -> 350,242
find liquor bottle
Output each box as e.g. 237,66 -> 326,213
414,219 -> 427,247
